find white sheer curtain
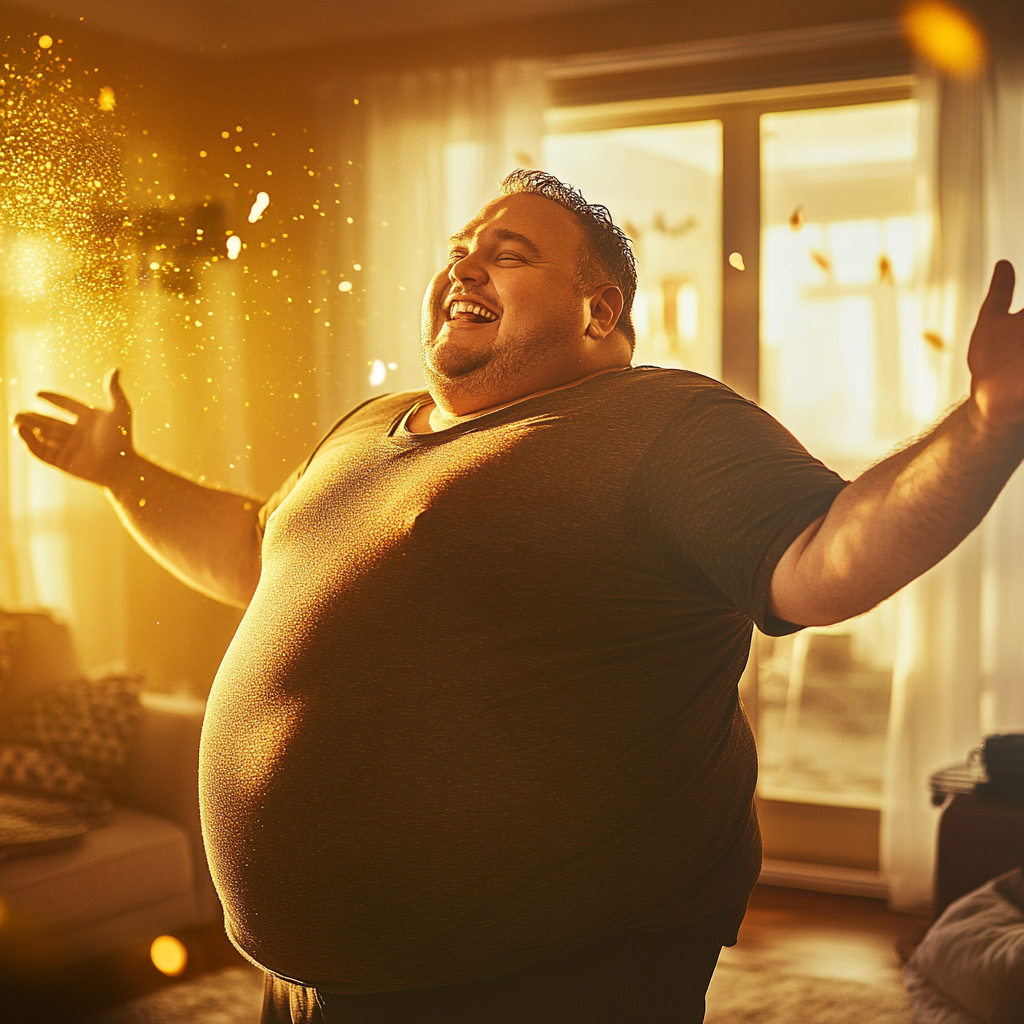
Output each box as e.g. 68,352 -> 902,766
359,61 -> 547,397
884,47 -> 1024,912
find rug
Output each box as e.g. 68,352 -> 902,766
83,960 -> 915,1024
706,960 -> 916,1023
82,966 -> 265,1024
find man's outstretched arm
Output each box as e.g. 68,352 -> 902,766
770,260 -> 1024,628
15,370 -> 262,608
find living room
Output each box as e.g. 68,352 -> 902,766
0,0 -> 1021,1021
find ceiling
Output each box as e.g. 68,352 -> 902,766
9,0 -> 638,55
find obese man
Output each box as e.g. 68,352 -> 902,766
16,169 -> 1024,1024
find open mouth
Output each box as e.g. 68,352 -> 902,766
445,298 -> 499,325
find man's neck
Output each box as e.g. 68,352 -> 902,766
409,365 -> 630,434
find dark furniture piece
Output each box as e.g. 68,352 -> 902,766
932,766 -> 1024,916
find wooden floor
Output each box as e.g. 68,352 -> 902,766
0,885 -> 933,1023
728,885 -> 931,985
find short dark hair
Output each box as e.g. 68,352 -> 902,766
498,169 -> 637,351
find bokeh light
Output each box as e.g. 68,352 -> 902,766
149,934 -> 188,976
901,0 -> 987,79
98,85 -> 116,111
226,234 -> 242,259
37,35 -> 52,50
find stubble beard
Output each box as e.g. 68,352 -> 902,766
421,323 -> 527,406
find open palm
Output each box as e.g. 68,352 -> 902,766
968,261 -> 1024,429
14,368 -> 134,487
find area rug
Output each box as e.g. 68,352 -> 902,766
705,960 -> 915,1023
83,960 -> 915,1024
82,966 -> 265,1024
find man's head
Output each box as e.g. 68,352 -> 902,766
498,170 -> 637,349
420,171 -> 637,417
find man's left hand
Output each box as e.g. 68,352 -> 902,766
968,260 -> 1024,432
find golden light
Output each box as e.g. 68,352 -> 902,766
369,359 -> 386,386
902,1 -> 987,79
38,35 -> 53,49
98,86 -> 116,111
226,235 -> 242,260
248,191 -> 270,223
338,280 -> 353,292
149,934 -> 188,976
728,251 -> 745,271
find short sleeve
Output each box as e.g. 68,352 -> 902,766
257,464 -> 304,540
628,385 -> 847,635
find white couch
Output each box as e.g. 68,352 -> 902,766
0,691 -> 220,972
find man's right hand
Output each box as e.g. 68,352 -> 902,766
14,368 -> 134,488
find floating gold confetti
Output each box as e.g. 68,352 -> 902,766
879,254 -> 895,283
37,35 -> 52,49
0,37 -> 131,355
789,206 -> 804,231
902,0 -> 987,78
98,86 -> 115,111
728,251 -> 745,271
338,280 -> 352,292
923,330 -> 946,351
150,934 -> 187,976
226,235 -> 242,259
247,191 -> 270,223
810,250 -> 832,273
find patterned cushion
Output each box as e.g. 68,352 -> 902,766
1,671 -> 142,784
0,744 -> 111,818
0,791 -> 88,863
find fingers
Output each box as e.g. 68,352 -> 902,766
16,422 -> 62,465
104,367 -> 131,413
36,391 -> 91,417
981,260 -> 1016,316
14,411 -> 75,434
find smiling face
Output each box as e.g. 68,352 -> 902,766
420,193 -> 629,416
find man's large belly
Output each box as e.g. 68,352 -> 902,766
198,493 -> 759,993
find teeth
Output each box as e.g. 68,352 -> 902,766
448,301 -> 497,322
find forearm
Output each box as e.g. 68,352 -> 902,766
770,398 -> 1024,626
107,452 -> 263,608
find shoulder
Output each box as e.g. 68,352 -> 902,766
595,365 -> 758,438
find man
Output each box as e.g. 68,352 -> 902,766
16,170 -> 1024,1024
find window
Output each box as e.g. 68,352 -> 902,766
543,121 -> 722,380
543,78 -> 923,856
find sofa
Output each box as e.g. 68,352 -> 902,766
0,611 -> 219,973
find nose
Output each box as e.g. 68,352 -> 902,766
449,248 -> 488,287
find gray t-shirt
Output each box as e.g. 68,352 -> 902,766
199,366 -> 847,993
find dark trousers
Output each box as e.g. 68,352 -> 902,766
260,909 -> 743,1024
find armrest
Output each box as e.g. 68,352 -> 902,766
117,691 -> 220,921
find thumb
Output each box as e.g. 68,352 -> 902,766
104,367 -> 131,414
981,260 -> 1016,316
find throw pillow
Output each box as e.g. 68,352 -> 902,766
0,791 -> 88,863
906,868 -> 1024,1024
1,670 -> 143,784
0,743 -> 111,819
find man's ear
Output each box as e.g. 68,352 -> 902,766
585,285 -> 624,339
